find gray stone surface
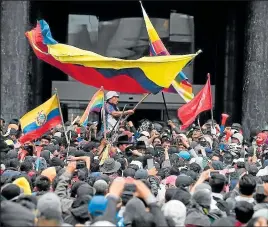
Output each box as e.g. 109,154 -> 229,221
242,1 -> 268,138
1,1 -> 31,121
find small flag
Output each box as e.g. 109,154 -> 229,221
19,94 -> 62,143
79,88 -> 105,127
178,75 -> 212,129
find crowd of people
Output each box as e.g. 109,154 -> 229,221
0,91 -> 268,227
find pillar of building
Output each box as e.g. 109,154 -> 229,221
242,1 -> 268,138
0,1 -> 31,121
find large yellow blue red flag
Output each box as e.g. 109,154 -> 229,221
19,94 -> 62,143
79,88 -> 105,127
25,20 -> 197,94
140,2 -> 195,102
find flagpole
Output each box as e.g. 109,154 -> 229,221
207,73 -> 215,129
161,92 -> 170,120
54,88 -> 70,146
101,86 -> 107,140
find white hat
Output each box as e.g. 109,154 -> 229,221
106,91 -> 119,101
54,132 -> 61,138
141,131 -> 150,138
231,133 -> 243,144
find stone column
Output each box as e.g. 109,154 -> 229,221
242,1 -> 268,138
0,1 -> 31,121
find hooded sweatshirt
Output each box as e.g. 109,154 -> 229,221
13,177 -> 31,195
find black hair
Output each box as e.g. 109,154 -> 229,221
35,175 -> 51,192
20,160 -> 33,172
165,188 -> 177,202
41,135 -> 51,142
189,162 -> 201,173
169,166 -> 180,176
171,187 -> 191,206
235,201 -> 254,224
261,175 -> 268,183
209,173 -> 226,193
255,193 -> 266,203
239,174 -> 256,196
7,158 -> 20,169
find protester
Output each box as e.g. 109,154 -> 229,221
1,103 -> 268,227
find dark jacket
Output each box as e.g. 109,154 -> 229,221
55,171 -> 75,216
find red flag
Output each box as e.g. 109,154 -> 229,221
178,74 -> 212,129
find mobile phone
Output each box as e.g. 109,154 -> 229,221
147,158 -> 154,169
256,184 -> 265,194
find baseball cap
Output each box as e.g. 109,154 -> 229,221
175,175 -> 194,188
88,196 -> 108,216
106,91 -> 119,101
177,151 -> 191,161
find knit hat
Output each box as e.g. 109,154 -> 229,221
123,168 -> 136,178
195,183 -> 212,192
93,180 -> 108,195
192,189 -> 212,208
162,200 -> 186,226
37,192 -> 62,220
77,183 -> 96,197
88,196 -> 108,217
1,184 -> 21,200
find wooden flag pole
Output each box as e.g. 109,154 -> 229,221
133,93 -> 150,111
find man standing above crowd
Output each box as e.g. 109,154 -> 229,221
104,91 -> 135,131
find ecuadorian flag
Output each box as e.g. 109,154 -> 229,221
19,94 -> 62,143
25,20 -> 197,94
79,88 -> 105,127
140,2 -> 195,102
